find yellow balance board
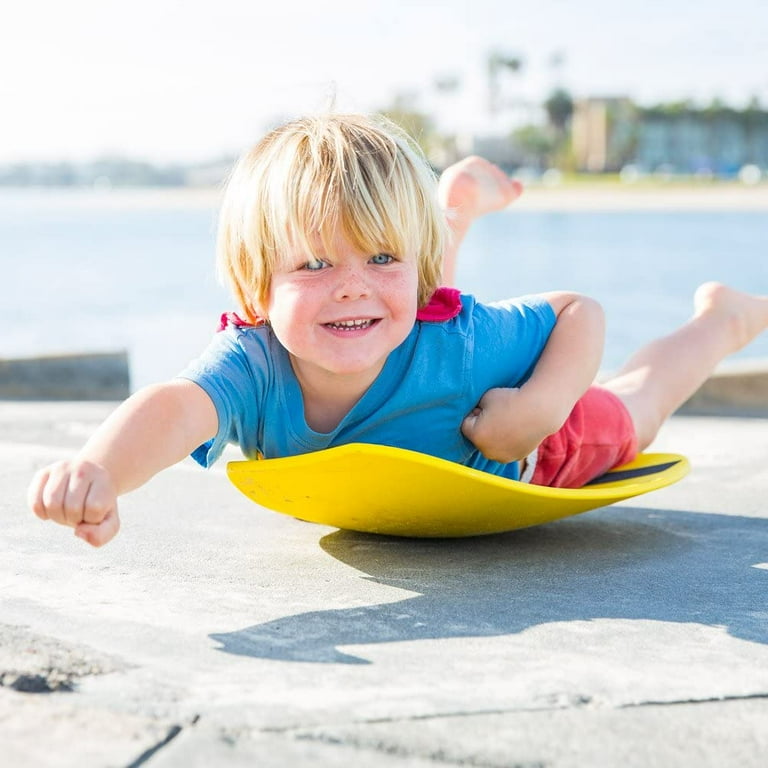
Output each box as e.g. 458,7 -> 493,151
227,444 -> 689,538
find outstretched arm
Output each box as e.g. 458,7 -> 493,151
461,292 -> 605,463
27,379 -> 218,547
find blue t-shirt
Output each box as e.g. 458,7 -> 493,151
178,293 -> 556,480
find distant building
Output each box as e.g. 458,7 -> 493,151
635,105 -> 768,175
571,98 -> 637,173
572,98 -> 768,175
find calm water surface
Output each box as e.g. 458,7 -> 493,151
2,190 -> 766,390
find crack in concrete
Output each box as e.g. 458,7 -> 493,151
261,697 -> 594,735
362,696 -> 596,725
260,691 -> 768,738
124,715 -> 200,768
294,731 -> 545,768
619,692 -> 768,709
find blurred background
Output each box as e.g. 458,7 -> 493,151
2,0 -> 767,390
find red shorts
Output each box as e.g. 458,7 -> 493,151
528,386 -> 638,489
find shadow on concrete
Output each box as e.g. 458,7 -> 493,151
210,507 -> 768,664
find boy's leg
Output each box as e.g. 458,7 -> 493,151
437,156 -> 522,286
600,282 -> 768,451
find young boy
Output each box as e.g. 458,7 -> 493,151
27,113 -> 768,548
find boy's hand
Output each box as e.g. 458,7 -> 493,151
461,387 -> 561,464
27,460 -> 120,547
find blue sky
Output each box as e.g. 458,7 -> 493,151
2,0 -> 766,162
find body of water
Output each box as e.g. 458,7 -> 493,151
2,190 -> 767,391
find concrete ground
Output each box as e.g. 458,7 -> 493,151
2,401 -> 767,767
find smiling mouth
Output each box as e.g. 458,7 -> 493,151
324,319 -> 378,331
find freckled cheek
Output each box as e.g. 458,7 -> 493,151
263,284 -> 319,345
386,272 -> 419,317
268,281 -> 317,315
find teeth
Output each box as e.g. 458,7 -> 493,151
326,319 -> 374,330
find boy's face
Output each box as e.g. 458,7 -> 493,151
261,233 -> 419,390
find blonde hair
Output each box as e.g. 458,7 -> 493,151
216,113 -> 447,322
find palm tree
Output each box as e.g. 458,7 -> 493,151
544,88 -> 574,135
487,50 -> 524,115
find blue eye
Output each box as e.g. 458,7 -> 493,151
304,258 -> 328,271
370,253 -> 394,265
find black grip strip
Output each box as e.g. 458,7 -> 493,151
586,460 -> 682,485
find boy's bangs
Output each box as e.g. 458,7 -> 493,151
278,162 -> 410,265
334,188 -> 409,260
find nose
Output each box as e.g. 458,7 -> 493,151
332,264 -> 371,301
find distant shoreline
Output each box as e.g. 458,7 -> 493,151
3,183 -> 768,212
515,183 -> 768,211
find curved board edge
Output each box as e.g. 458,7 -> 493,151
227,443 -> 690,538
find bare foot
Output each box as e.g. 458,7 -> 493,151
694,282 -> 768,352
438,156 -> 523,224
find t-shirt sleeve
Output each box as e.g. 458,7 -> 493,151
176,327 -> 271,467
469,294 -> 557,391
